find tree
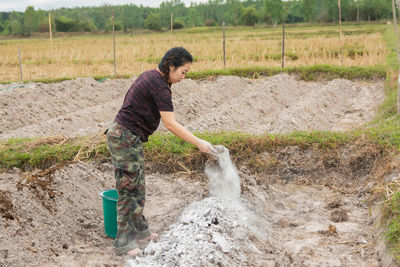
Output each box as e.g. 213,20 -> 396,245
105,19 -> 122,32
173,18 -> 185,29
240,6 -> 258,25
286,1 -> 304,23
224,0 -> 243,25
23,6 -> 35,36
362,0 -> 375,21
301,0 -> 316,22
264,0 -> 284,25
204,18 -> 217,26
339,0 -> 353,21
313,0 -> 337,22
121,4 -> 135,32
55,16 -> 76,32
90,5 -> 113,30
10,20 -> 22,35
159,0 -> 186,28
144,13 -> 162,31
35,9 -> 50,33
185,8 -> 204,27
1,21 -> 11,35
372,0 -> 391,20
0,0 -> 395,34
9,11 -> 22,35
80,18 -> 98,31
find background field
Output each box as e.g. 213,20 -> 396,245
0,23 -> 386,83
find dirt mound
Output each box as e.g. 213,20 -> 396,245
175,74 -> 384,133
0,78 -> 134,139
0,74 -> 384,140
131,183 -> 388,266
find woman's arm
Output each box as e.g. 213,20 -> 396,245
160,111 -> 216,154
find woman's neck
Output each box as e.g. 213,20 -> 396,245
156,68 -> 163,75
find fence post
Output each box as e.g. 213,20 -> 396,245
112,10 -> 116,75
392,0 -> 400,62
49,13 -> 53,51
222,21 -> 226,68
171,13 -> 173,34
398,73 -> 400,114
338,0 -> 343,66
18,46 -> 23,82
282,22 -> 285,68
396,0 -> 400,62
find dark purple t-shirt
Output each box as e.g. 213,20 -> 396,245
114,69 -> 173,142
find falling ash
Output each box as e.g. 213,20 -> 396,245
205,145 -> 241,200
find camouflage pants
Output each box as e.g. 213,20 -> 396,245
106,122 -> 151,255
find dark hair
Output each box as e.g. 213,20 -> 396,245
158,47 -> 193,86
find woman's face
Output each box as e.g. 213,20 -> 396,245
168,63 -> 191,84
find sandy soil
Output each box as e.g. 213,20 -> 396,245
0,74 -> 384,140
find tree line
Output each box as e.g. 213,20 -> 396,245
0,0 -> 394,36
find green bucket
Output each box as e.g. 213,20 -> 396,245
100,189 -> 118,239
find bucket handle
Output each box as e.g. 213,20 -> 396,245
99,189 -> 118,201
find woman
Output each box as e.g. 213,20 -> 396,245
106,47 -> 216,256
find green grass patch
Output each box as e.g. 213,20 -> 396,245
0,73 -> 132,84
30,77 -> 81,84
383,25 -> 400,71
264,52 -> 299,61
187,64 -> 386,81
0,137 -> 81,170
1,63 -> 385,85
253,27 -> 383,40
0,131 -> 371,173
382,192 -> 400,262
366,26 -> 400,149
0,136 -> 113,171
179,23 -> 384,37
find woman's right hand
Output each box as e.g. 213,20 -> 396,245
197,139 -> 217,156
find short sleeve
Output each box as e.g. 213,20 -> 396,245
151,85 -> 174,112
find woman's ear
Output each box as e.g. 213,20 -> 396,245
169,65 -> 175,72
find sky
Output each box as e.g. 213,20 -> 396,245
0,0 -> 210,12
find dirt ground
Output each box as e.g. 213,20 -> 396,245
0,158 -> 397,266
0,74 -> 397,266
0,74 -> 384,140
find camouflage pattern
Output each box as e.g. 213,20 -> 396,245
106,122 -> 151,255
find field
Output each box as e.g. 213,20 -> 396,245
1,23 -> 400,266
0,24 -> 386,83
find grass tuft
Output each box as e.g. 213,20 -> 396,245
383,192 -> 400,261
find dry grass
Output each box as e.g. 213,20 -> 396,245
0,25 -> 386,83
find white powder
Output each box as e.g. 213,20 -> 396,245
127,146 -> 263,266
128,198 -> 251,267
205,145 -> 241,200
